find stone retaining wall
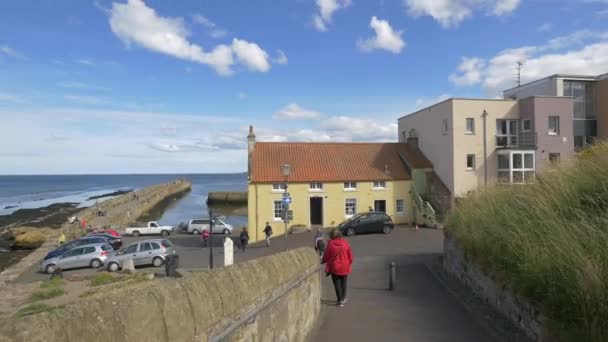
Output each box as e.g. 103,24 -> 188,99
443,233 -> 547,341
0,248 -> 322,342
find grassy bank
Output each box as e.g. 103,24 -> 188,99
446,143 -> 608,341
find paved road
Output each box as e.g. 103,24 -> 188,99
312,228 -> 493,342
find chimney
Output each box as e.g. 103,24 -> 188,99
406,129 -> 419,148
247,126 -> 256,181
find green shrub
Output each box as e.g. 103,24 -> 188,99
90,272 -> 116,286
446,143 -> 608,341
16,303 -> 52,317
30,279 -> 65,301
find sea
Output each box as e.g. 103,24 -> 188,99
0,174 -> 248,227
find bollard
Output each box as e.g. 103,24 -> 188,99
389,261 -> 396,291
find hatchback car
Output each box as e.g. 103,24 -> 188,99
40,243 -> 113,274
105,239 -> 176,272
85,233 -> 123,250
338,212 -> 394,236
88,229 -> 121,237
45,236 -> 112,260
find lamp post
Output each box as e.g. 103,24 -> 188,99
482,110 -> 488,186
282,164 -> 292,251
208,207 -> 214,269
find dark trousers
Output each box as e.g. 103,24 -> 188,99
240,240 -> 248,251
331,274 -> 348,302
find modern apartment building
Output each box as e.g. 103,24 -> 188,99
398,97 -> 574,198
504,73 -> 608,149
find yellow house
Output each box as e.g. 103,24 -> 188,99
246,126 -> 434,242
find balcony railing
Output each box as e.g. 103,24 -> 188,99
495,132 -> 537,149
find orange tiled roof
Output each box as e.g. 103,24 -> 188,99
250,142 -> 432,183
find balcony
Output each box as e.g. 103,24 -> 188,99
495,132 -> 537,150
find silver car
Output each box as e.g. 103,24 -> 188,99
105,239 -> 176,272
40,243 -> 113,274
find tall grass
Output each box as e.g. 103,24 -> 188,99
447,143 -> 608,341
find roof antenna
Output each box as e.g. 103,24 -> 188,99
516,61 -> 523,87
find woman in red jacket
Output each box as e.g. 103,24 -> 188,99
322,228 -> 353,307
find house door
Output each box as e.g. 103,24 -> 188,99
310,197 -> 323,226
374,200 -> 386,213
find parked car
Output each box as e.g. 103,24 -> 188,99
85,233 -> 123,250
105,239 -> 175,272
338,212 -> 394,236
124,221 -> 174,237
45,236 -> 112,260
88,229 -> 121,237
187,218 -> 233,235
40,243 -> 113,274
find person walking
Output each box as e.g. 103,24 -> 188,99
201,229 -> 210,248
314,228 -> 325,257
239,227 -> 250,252
322,228 -> 353,307
263,222 -> 273,247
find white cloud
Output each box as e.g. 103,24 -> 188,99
0,45 -> 25,59
320,116 -> 398,141
64,94 -> 108,105
57,82 -> 110,91
76,58 -> 95,66
449,57 -> 486,86
109,0 -> 271,76
192,13 -> 228,39
536,21 -> 552,32
357,16 -> 405,54
273,103 -> 323,120
312,0 -> 351,32
274,50 -> 288,65
0,92 -> 28,104
449,30 -> 608,95
231,38 -> 271,72
415,94 -> 451,107
404,0 -> 521,28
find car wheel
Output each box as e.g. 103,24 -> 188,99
161,230 -> 169,236
152,257 -> 164,267
132,231 -> 140,237
45,264 -> 56,274
90,259 -> 102,269
108,262 -> 120,272
346,228 -> 355,237
382,226 -> 392,234
223,229 -> 230,235
192,229 -> 200,235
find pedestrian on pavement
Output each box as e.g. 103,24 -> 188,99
201,229 -> 210,248
321,228 -> 353,307
314,228 -> 325,257
263,222 -> 273,247
240,227 -> 250,252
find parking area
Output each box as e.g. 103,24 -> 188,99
15,231 -> 241,283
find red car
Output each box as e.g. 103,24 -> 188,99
88,229 -> 121,237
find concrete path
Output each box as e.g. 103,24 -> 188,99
312,228 -> 493,342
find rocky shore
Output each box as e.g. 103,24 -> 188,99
0,179 -> 191,275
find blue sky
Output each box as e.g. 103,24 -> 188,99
1,0 -> 607,174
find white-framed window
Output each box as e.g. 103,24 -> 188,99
497,151 -> 535,184
548,116 -> 560,135
396,199 -> 404,214
497,119 -> 518,147
466,154 -> 475,170
345,198 -> 357,217
343,181 -> 357,191
522,119 -> 531,132
309,182 -> 323,191
465,118 -> 475,134
373,181 -> 386,189
442,119 -> 449,134
272,183 -> 286,192
273,200 -> 283,220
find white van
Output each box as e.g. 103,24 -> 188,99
187,218 -> 233,235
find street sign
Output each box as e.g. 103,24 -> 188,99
282,192 -> 290,198
282,196 -> 291,204
282,210 -> 294,221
